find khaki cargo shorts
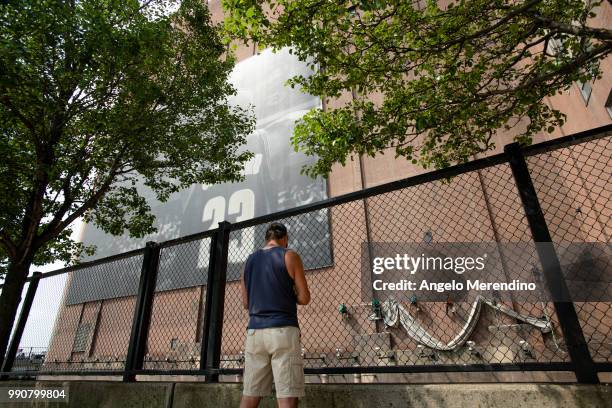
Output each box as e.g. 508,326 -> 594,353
242,326 -> 305,398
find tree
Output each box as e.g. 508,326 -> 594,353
222,0 -> 612,177
0,0 -> 254,367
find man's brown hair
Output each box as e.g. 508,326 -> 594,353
265,222 -> 287,241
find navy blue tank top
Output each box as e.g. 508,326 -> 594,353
244,246 -> 299,329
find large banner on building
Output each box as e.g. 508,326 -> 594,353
66,48 -> 332,304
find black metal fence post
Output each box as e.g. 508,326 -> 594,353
199,233 -> 216,373
505,142 -> 599,384
0,272 -> 42,380
123,241 -> 161,382
200,221 -> 231,382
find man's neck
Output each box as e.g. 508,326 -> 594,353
263,241 -> 282,249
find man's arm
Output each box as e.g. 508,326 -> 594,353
240,271 -> 248,310
285,250 -> 311,305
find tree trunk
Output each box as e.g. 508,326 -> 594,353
0,259 -> 31,371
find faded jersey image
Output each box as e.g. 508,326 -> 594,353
66,48 -> 332,304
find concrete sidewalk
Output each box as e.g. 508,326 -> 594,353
2,381 -> 610,407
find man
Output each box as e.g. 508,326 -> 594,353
240,222 -> 311,408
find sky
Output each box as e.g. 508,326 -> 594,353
15,220 -> 83,352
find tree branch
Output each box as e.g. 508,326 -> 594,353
35,144 -> 131,248
0,96 -> 37,136
530,13 -> 612,42
0,231 -> 17,259
478,42 -> 611,98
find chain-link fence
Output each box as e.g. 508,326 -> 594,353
0,250 -> 144,376
526,134 -> 611,367
142,235 -> 213,372
1,125 -> 610,383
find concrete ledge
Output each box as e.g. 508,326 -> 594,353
1,381 -> 609,407
1,381 -> 173,408
172,383 -> 610,408
67,381 -> 173,408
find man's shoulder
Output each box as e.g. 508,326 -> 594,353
245,250 -> 260,266
284,248 -> 301,259
247,249 -> 261,259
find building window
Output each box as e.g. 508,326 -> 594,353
605,89 -> 612,119
72,323 -> 92,353
170,338 -> 179,351
548,36 -> 594,106
546,37 -> 564,56
577,80 -> 592,105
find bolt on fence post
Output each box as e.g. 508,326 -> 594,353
124,241 -> 161,382
200,221 -> 231,383
505,142 -> 599,384
0,272 -> 42,380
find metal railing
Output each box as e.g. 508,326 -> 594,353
1,124 -> 610,384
